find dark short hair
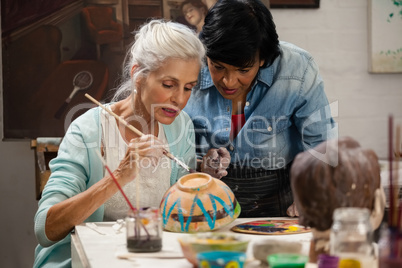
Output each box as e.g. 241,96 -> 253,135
200,0 -> 280,68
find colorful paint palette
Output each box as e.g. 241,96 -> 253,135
230,219 -> 310,235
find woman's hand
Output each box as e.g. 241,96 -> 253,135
286,202 -> 299,217
44,135 -> 165,243
201,147 -> 231,179
114,134 -> 165,185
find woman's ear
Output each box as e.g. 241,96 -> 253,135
135,75 -> 145,95
131,65 -> 138,77
259,59 -> 265,67
131,65 -> 141,94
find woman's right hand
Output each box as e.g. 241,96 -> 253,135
113,134 -> 165,185
44,134 -> 165,242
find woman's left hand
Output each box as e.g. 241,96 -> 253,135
286,202 -> 299,217
201,147 -> 231,179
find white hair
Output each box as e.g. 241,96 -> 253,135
112,19 -> 206,101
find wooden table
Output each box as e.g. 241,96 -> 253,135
71,218 -> 317,268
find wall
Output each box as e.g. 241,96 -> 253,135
1,0 -> 402,267
0,9 -> 82,268
0,61 -> 37,265
272,0 -> 402,158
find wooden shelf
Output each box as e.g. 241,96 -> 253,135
127,0 -> 163,32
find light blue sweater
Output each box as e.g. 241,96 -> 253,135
33,107 -> 196,268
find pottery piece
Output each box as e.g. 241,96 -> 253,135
178,232 -> 249,267
291,136 -> 385,263
197,251 -> 247,268
159,172 -> 241,233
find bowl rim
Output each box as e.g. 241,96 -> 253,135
177,232 -> 250,244
177,172 -> 213,192
197,250 -> 247,258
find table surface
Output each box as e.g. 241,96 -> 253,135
71,217 -> 317,268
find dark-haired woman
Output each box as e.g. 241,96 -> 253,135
184,0 -> 337,217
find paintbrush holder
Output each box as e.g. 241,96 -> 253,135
126,207 -> 162,252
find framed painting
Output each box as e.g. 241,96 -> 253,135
368,0 -> 402,73
270,0 -> 320,8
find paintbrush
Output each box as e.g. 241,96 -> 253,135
95,150 -> 136,213
395,125 -> 400,228
85,93 -> 195,173
95,150 -> 150,239
389,115 -> 394,227
393,124 -> 401,258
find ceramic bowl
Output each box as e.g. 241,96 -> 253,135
159,172 -> 241,233
177,232 -> 250,267
197,251 -> 247,268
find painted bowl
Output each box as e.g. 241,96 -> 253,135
197,251 -> 247,268
178,232 -> 250,267
159,172 -> 241,233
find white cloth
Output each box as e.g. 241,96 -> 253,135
100,110 -> 171,221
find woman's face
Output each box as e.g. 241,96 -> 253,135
182,3 -> 205,28
207,54 -> 264,102
137,58 -> 200,125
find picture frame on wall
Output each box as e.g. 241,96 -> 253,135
368,0 -> 402,73
270,0 -> 320,8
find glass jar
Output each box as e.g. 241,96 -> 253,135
317,254 -> 339,268
330,207 -> 377,268
125,207 -> 162,252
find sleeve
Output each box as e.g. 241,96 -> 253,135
293,57 -> 338,151
168,111 -> 197,185
177,115 -> 197,180
34,118 -> 94,247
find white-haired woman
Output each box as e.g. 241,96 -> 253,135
33,20 -> 205,268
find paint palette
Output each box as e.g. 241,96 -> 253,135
230,219 -> 310,235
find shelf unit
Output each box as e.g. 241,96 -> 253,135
128,0 -> 163,32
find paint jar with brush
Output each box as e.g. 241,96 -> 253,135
126,207 -> 163,252
379,116 -> 402,267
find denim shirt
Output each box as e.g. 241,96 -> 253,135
184,41 -> 338,170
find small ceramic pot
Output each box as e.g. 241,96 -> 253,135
178,232 -> 249,266
197,251 -> 247,268
159,172 -> 241,232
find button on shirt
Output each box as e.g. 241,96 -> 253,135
184,41 -> 338,169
